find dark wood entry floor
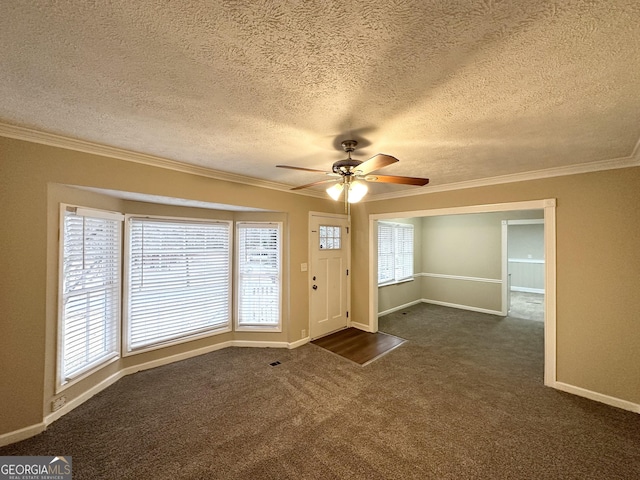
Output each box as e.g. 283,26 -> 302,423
311,327 -> 406,365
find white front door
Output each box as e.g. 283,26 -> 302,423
309,213 -> 350,339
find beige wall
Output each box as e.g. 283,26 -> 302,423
2,134 -> 639,438
351,167 -> 640,405
421,211 -> 543,312
0,136 -> 340,436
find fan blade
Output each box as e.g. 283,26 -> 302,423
354,154 -> 399,175
276,165 -> 330,173
291,179 -> 338,191
364,174 -> 430,186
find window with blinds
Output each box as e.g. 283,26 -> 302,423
58,206 -> 122,390
237,223 -> 282,330
125,217 -> 232,353
378,221 -> 414,285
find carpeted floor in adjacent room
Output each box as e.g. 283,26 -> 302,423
1,303 -> 639,479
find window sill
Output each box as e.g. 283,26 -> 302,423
378,277 -> 415,288
235,325 -> 282,333
56,353 -> 120,394
123,324 -> 232,357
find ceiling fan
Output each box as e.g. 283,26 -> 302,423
276,140 -> 429,207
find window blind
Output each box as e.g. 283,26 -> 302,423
126,218 -> 231,352
378,222 -> 414,285
60,208 -> 121,384
395,224 -> 414,282
237,223 -> 281,328
378,222 -> 395,284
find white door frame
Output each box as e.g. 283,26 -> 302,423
308,211 -> 351,338
368,199 -> 557,386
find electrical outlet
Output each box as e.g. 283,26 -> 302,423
301,329 -> 306,338
52,396 -> 66,412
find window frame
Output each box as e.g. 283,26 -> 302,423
56,204 -> 123,393
235,222 -> 283,332
123,215 -> 233,356
377,221 -> 415,287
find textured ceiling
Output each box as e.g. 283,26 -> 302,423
1,1 -> 639,195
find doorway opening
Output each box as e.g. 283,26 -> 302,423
368,199 -> 557,386
504,219 -> 545,322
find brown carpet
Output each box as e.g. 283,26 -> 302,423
311,327 -> 406,365
1,303 -> 639,479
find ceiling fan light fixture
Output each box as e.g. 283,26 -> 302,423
326,182 -> 344,200
347,180 -> 368,203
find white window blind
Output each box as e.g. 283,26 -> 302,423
378,222 -> 395,284
59,206 -> 122,386
237,223 -> 281,329
126,217 -> 231,352
378,222 -> 414,285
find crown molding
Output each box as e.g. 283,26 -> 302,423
2,122 -> 639,203
0,123 -> 326,199
367,151 -> 640,203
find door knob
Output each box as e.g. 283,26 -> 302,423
312,285 -> 318,290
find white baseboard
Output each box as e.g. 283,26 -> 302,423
123,341 -> 234,377
511,286 -> 545,294
553,382 -> 640,414
0,421 -> 47,448
350,321 -> 374,332
45,370 -> 126,427
378,298 -> 503,318
231,340 -> 289,349
378,299 -> 423,317
422,298 -> 503,316
288,337 -> 310,349
2,339 -> 297,447
7,339 -> 636,448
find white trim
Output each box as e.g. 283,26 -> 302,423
422,299 -> 503,316
378,299 -> 423,317
553,382 -> 640,414
230,340 -> 288,348
0,123 -> 325,198
371,199 -> 552,221
0,422 -> 47,448
71,206 -> 124,221
507,219 -> 544,225
511,286 -> 545,294
543,202 -> 557,386
508,258 -> 544,264
366,155 -> 640,202
288,336 -> 310,349
46,369 -> 128,427
417,272 -> 502,284
501,220 -> 509,316
2,337 -> 302,447
378,277 -> 414,287
49,340 -> 237,426
378,298 -> 504,318
2,123 -> 637,202
56,355 -> 120,394
4,342 -> 637,448
350,321 -> 375,332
